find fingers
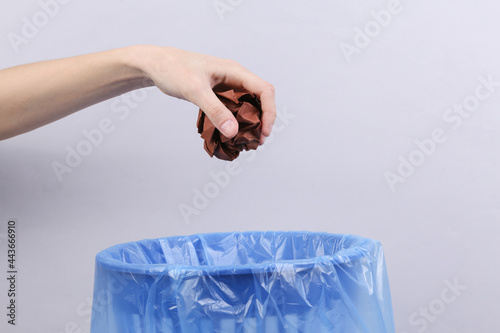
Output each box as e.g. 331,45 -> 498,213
215,63 -> 276,141
258,88 -> 276,137
191,87 -> 239,138
179,54 -> 276,142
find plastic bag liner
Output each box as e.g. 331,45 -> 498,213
90,231 -> 395,333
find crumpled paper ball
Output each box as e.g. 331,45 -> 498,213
197,89 -> 262,161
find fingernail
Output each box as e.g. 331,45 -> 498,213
221,120 -> 236,136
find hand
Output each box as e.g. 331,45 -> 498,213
136,46 -> 276,143
0,45 -> 275,143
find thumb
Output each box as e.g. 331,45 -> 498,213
196,90 -> 238,138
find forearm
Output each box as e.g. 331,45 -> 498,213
0,45 -> 151,140
0,45 -> 276,142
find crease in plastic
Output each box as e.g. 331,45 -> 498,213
91,231 -> 395,333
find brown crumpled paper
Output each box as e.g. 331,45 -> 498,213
197,89 -> 262,161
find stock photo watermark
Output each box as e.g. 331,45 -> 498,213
401,278 -> 467,333
212,0 -> 243,21
53,270 -> 131,333
340,0 -> 404,64
2,220 -> 18,326
6,0 -> 72,54
51,87 -> 148,183
178,106 -> 296,224
385,74 -> 499,192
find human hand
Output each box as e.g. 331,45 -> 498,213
134,45 -> 276,144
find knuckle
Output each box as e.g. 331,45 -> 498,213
205,103 -> 225,119
225,59 -> 241,67
265,82 -> 275,94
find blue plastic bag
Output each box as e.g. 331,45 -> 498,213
90,231 -> 395,332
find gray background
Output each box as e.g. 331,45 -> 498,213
1,0 -> 499,332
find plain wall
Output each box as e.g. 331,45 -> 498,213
1,1 -> 499,332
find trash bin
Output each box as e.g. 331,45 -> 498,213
90,231 -> 395,333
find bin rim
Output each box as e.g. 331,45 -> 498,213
95,231 -> 378,276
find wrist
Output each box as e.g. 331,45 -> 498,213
118,45 -> 159,89
124,45 -> 178,85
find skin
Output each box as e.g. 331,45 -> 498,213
0,45 -> 276,143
